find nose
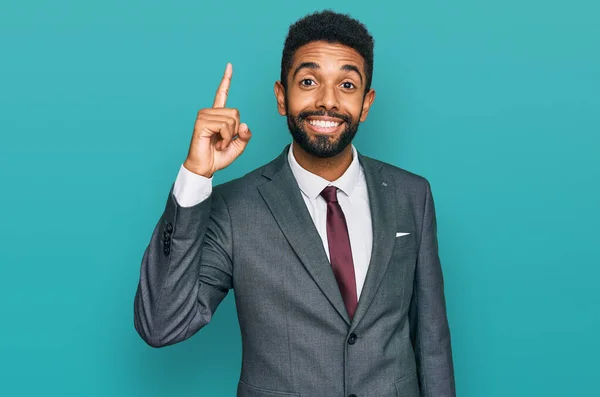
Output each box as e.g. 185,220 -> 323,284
315,83 -> 340,111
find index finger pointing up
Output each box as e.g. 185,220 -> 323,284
213,63 -> 233,108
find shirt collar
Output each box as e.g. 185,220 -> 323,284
287,141 -> 360,199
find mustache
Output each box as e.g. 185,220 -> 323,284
297,110 -> 352,124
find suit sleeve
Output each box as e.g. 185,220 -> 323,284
133,187 -> 233,348
409,179 -> 456,396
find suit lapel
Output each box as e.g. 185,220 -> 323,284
350,154 -> 398,328
258,147 -> 351,325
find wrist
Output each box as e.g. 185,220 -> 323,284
183,159 -> 213,178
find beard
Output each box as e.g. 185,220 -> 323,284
286,104 -> 362,158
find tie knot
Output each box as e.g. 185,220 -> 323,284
320,186 -> 339,203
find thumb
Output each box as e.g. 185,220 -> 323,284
237,122 -> 252,143
222,122 -> 252,159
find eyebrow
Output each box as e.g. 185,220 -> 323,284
292,62 -> 364,84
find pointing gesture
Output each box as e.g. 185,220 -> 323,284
213,63 -> 232,108
184,63 -> 252,178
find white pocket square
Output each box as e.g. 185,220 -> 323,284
396,232 -> 410,237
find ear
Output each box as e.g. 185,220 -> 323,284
274,81 -> 287,116
359,89 -> 376,122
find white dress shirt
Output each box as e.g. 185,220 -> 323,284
172,143 -> 373,299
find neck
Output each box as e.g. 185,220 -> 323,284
292,142 -> 354,182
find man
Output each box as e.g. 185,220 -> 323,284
134,10 -> 455,397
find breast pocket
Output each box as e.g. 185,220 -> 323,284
385,231 -> 418,299
391,231 -> 418,269
394,231 -> 417,250
237,380 -> 300,397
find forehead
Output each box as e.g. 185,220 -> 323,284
291,41 -> 365,71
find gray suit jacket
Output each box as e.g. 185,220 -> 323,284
134,146 -> 455,397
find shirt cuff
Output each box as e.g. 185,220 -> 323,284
172,164 -> 213,207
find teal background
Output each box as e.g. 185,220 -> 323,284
1,0 -> 599,396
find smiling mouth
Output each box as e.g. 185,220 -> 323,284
305,118 -> 344,134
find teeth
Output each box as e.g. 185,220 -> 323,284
309,120 -> 340,128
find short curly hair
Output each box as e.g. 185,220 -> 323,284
281,10 -> 375,93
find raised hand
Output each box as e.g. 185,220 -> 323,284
183,63 -> 252,178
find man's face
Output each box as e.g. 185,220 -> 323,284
275,41 -> 375,158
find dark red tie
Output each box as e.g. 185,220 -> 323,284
320,186 -> 358,319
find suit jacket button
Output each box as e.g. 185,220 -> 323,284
348,333 -> 357,345
349,394 -> 358,397
166,223 -> 173,233
164,247 -> 170,256
164,230 -> 171,239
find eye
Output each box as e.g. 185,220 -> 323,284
300,79 -> 316,86
341,81 -> 355,89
